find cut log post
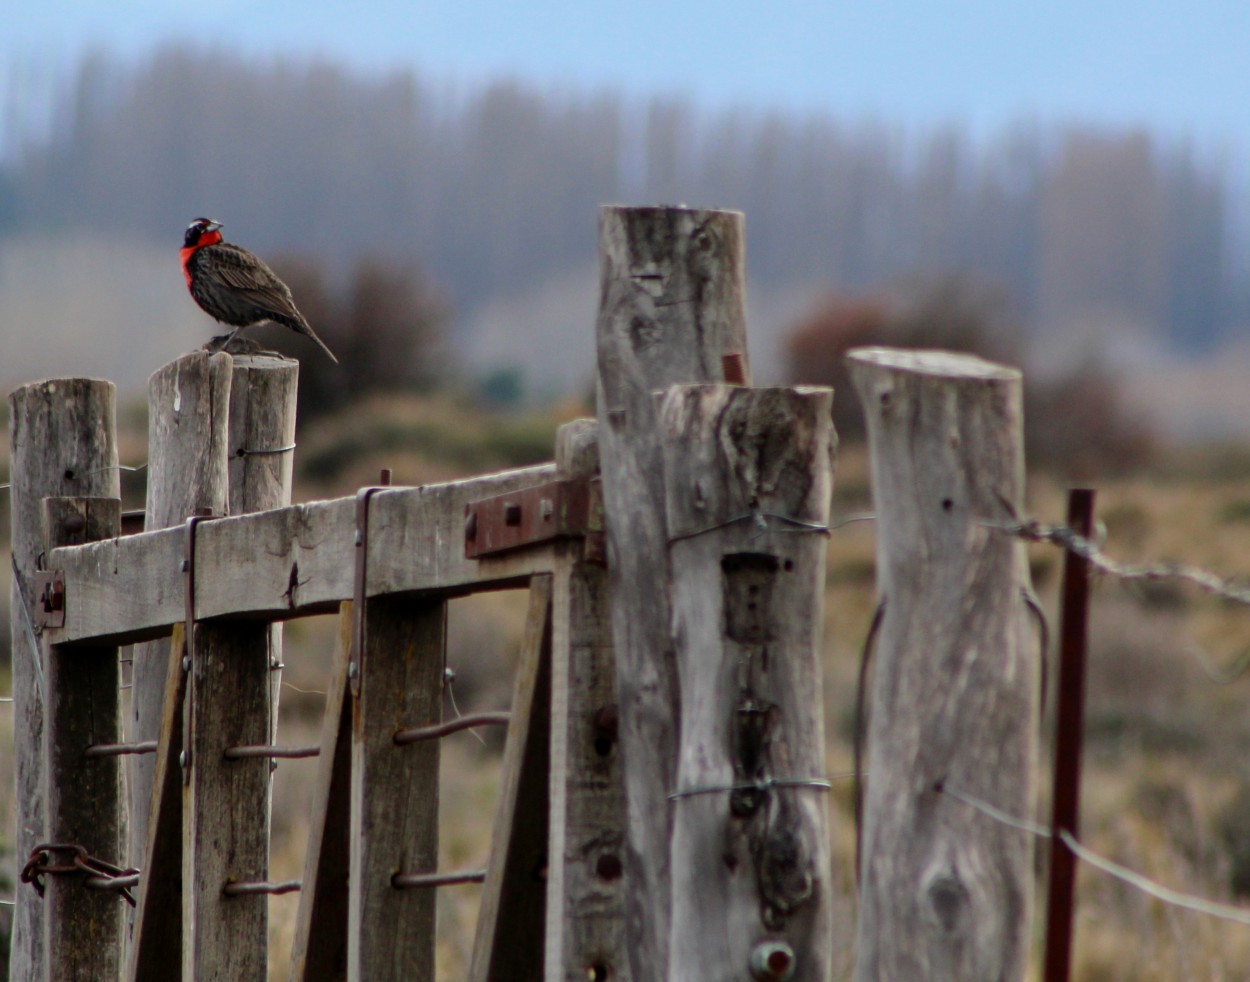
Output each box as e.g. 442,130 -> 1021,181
543,419 -> 630,981
8,377 -> 118,982
848,348 -> 1036,981
594,205 -> 749,979
660,384 -> 836,981
129,351 -> 232,893
226,353 -> 298,749
42,496 -> 124,982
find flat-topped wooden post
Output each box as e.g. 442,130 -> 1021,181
848,348 -> 1036,981
594,205 -> 749,980
8,377 -> 119,982
130,347 -> 233,969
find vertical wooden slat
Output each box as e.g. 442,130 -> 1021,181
183,616 -> 274,981
43,495 -> 124,982
8,377 -> 118,982
348,596 -> 446,981
594,205 -> 750,979
126,623 -> 188,982
469,577 -> 553,982
848,348 -> 1035,981
289,603 -> 354,982
544,420 -> 630,982
660,385 -> 836,981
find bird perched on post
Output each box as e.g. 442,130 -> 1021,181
181,218 -> 339,363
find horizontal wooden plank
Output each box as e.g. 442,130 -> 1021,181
44,463 -> 558,645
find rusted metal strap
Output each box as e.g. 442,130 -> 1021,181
85,740 -> 158,758
464,476 -> 602,558
224,744 -> 320,760
351,484 -> 389,699
183,511 -> 217,783
391,869 -> 486,889
392,711 -> 510,746
33,570 -> 66,629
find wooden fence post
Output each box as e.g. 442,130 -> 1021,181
8,377 -> 118,982
42,495 -> 124,982
226,353 -> 299,747
544,419 -> 630,981
129,352 -> 232,889
180,354 -> 296,981
848,348 -> 1036,980
660,384 -> 836,980
594,205 -> 749,979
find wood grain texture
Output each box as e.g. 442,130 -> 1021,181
8,377 -> 118,982
43,496 -> 124,982
594,205 -> 749,980
848,348 -> 1036,981
544,420 -> 630,982
660,384 -> 836,981
131,351 -> 232,907
44,463 -> 559,645
469,577 -> 552,982
348,597 -> 445,981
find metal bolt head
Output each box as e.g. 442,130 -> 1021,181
178,751 -> 187,768
749,939 -> 796,980
181,656 -> 191,673
347,662 -> 358,679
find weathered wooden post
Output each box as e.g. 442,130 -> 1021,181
848,348 -> 1036,980
42,495 -> 124,982
543,419 -> 630,981
660,384 -> 836,980
182,353 -> 298,980
595,205 -> 749,978
9,377 -> 119,982
125,351 -> 231,979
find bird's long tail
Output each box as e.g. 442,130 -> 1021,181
296,322 -> 339,364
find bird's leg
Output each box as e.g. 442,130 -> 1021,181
210,326 -> 244,354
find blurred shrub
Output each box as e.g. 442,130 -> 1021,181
783,274 -> 1155,474
254,253 -> 451,424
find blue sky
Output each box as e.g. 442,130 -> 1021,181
7,1 -> 1250,142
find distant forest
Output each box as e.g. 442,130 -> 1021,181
0,47 -> 1241,353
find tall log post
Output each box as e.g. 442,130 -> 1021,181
42,496 -> 124,982
660,384 -> 836,981
594,205 -> 749,978
129,352 -> 232,869
848,348 -> 1036,981
8,377 -> 118,982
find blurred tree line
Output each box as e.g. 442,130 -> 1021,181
0,47 -> 1238,355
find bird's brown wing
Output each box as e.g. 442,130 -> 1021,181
211,244 -> 304,322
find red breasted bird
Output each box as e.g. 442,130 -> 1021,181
181,218 -> 339,363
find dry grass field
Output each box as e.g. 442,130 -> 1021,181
4,392 -> 1250,979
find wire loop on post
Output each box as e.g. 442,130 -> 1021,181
391,869 -> 486,889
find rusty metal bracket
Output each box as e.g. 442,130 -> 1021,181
464,477 -> 602,559
182,511 -> 217,784
351,485 -> 389,700
33,570 -> 66,629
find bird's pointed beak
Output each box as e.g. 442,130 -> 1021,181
206,221 -> 223,232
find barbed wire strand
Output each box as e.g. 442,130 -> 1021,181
984,514 -> 1250,608
940,782 -> 1250,927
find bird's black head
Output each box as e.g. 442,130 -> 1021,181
184,218 -> 223,249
